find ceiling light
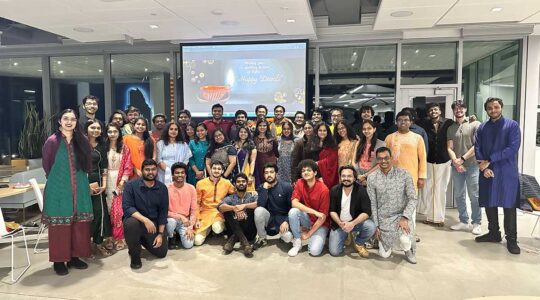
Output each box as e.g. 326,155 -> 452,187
13,62 -> 18,66
390,11 -> 413,17
415,49 -> 420,54
24,90 -> 36,94
403,61 -> 407,65
37,69 -> 42,72
351,63 -> 355,66
73,27 -> 94,33
286,19 -> 296,23
57,61 -> 62,65
429,54 -> 436,58
491,7 -> 503,12
166,57 -> 170,62
98,69 -> 103,73
110,59 -> 114,63
220,20 -> 239,26
211,9 -> 223,15
59,70 -> 64,74
144,68 -> 148,72
149,24 -> 159,29
352,52 -> 357,56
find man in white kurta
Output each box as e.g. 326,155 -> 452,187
367,147 -> 418,264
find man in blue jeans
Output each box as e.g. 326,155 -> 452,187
328,166 -> 375,257
288,159 -> 330,257
447,100 -> 482,235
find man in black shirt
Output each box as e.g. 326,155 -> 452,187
253,163 -> 293,249
123,159 -> 169,269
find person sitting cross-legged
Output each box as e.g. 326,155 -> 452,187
328,165 -> 376,257
218,173 -> 258,258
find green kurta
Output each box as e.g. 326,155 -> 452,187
42,138 -> 93,225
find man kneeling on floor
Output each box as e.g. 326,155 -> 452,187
167,162 -> 197,250
122,159 -> 169,269
288,159 -> 330,257
329,165 -> 376,257
367,147 -> 417,264
218,173 -> 258,257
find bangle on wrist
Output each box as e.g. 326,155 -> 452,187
460,156 -> 465,161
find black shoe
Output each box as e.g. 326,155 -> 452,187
253,237 -> 267,250
507,240 -> 521,255
243,244 -> 254,258
475,231 -> 502,243
223,234 -> 237,255
53,262 -> 68,276
67,257 -> 88,269
130,255 -> 142,269
168,236 -> 177,250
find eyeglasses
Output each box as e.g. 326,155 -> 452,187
377,156 -> 391,161
397,119 -> 411,123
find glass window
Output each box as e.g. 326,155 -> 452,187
50,55 -> 105,120
111,53 -> 173,121
462,40 -> 520,121
318,45 -> 396,128
0,57 -> 43,155
401,42 -> 457,85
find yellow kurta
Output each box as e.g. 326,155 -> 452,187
195,177 -> 235,234
384,131 -> 427,190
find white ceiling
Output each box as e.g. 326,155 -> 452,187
0,0 -> 315,43
374,0 -> 540,31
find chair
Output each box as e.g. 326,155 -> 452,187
0,207 -> 31,283
28,178 -> 47,253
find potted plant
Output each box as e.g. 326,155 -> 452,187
17,102 -> 49,169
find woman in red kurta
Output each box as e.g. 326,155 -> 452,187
311,123 -> 338,189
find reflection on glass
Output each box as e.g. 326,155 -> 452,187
401,42 -> 457,85
50,55 -> 105,120
462,40 -> 520,121
0,57 -> 43,155
112,53 -> 172,121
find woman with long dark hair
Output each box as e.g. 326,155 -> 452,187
310,122 -> 338,188
353,119 -> 386,185
232,126 -> 257,191
277,120 -> 295,184
105,122 -> 133,251
157,122 -> 192,184
185,121 -> 196,141
84,119 -> 112,256
335,120 -> 359,167
188,123 -> 209,185
42,109 -> 93,275
205,128 -> 237,179
123,116 -> 155,177
254,118 -> 279,186
291,121 -> 317,182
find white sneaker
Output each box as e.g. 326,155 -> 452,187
450,222 -> 470,231
280,231 -> 293,243
471,224 -> 482,235
378,241 -> 392,258
288,238 -> 302,257
404,250 -> 417,264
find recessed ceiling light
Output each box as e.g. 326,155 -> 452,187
73,27 -> 94,33
149,24 -> 159,29
403,61 -> 407,65
429,54 -> 436,58
491,7 -> 503,12
211,9 -> 223,15
37,69 -> 42,72
166,57 -> 170,62
13,62 -> 18,66
110,59 -> 114,63
415,49 -> 420,54
98,69 -> 103,72
59,70 -> 64,74
391,11 -> 413,17
220,20 -> 239,26
144,68 -> 148,72
286,19 -> 296,23
57,61 -> 62,65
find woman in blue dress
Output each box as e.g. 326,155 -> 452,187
188,123 -> 209,185
156,122 -> 192,185
232,126 -> 257,191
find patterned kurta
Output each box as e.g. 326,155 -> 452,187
156,140 -> 192,185
367,167 -> 417,251
277,138 -> 295,184
195,177 -> 235,234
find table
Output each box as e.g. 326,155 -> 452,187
0,183 -> 45,221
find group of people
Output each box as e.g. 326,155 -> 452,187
40,94 -> 522,275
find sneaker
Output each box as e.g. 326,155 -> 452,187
475,231 -> 502,243
280,231 -> 293,243
378,241 -> 391,258
223,234 -> 237,255
354,243 -> 369,258
53,262 -> 69,276
450,222 -> 471,231
288,238 -> 302,257
243,244 -> 254,258
507,240 -> 521,255
471,224 -> 482,235
168,236 -> 177,250
404,250 -> 417,264
130,255 -> 142,270
253,236 -> 267,250
67,257 -> 88,269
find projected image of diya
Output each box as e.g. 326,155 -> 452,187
198,85 -> 231,103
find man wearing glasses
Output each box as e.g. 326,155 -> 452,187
367,147 -> 418,264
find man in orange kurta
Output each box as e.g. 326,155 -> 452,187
194,161 -> 235,246
384,111 -> 427,191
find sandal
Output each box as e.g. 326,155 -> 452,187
115,239 -> 126,251
96,244 -> 112,257
104,238 -> 114,251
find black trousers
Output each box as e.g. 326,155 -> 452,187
224,209 -> 257,242
485,207 -> 517,241
123,217 -> 168,259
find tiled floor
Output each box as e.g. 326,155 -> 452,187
1,209 -> 540,300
